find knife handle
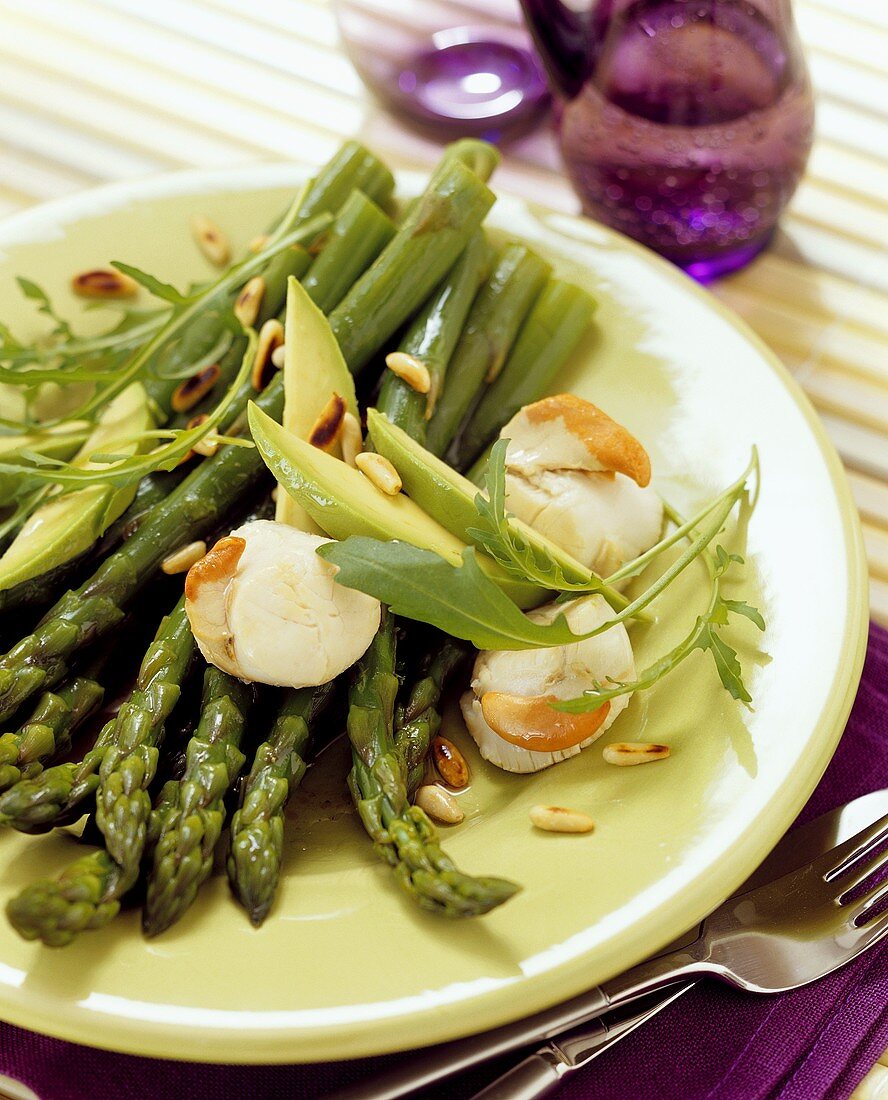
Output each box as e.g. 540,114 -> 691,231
471,1048 -> 565,1100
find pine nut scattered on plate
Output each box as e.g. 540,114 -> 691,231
249,234 -> 270,254
162,540 -> 207,575
432,736 -> 470,789
271,344 -> 287,370
341,411 -> 363,467
602,743 -> 671,766
308,394 -> 347,453
529,805 -> 595,834
234,275 -> 265,327
355,452 -> 402,495
190,214 -> 231,267
171,363 -> 221,413
71,268 -> 138,299
192,435 -> 218,458
415,784 -> 464,824
252,318 -> 285,391
385,351 -> 431,394
187,413 -> 217,458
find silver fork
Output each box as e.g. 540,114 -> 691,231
471,809 -> 888,1099
342,793 -> 888,1100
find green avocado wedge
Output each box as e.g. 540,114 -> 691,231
367,409 -> 602,589
277,276 -> 359,534
248,403 -> 546,610
0,423 -> 90,464
0,382 -> 153,593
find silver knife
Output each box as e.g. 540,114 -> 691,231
341,789 -> 888,1100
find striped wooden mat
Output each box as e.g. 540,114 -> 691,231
0,4 -> 885,1085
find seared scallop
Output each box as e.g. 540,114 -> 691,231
500,394 -> 663,578
184,519 -> 381,688
461,594 -> 634,773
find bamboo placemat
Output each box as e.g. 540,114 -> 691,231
0,0 -> 886,1092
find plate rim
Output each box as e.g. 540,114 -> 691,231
0,163 -> 869,1063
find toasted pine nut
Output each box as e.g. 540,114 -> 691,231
415,784 -> 464,825
271,344 -> 287,370
602,742 -> 670,766
385,352 -> 431,395
252,318 -> 285,391
355,452 -> 401,495
193,436 -> 219,458
71,268 -> 138,299
249,233 -> 270,254
308,394 -> 347,453
190,214 -> 231,267
234,275 -> 265,327
162,540 -> 207,575
340,411 -> 363,467
529,805 -> 594,834
171,363 -> 221,413
432,736 -> 470,789
184,413 -> 217,458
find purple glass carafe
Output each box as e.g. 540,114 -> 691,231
520,0 -> 815,279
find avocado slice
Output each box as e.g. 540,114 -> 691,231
366,409 -> 598,588
0,382 -> 152,592
277,276 -> 359,533
249,403 -> 546,609
0,422 -> 90,463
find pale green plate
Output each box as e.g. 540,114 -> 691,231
0,166 -> 867,1064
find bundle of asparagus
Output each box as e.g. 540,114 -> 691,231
0,136 -> 616,946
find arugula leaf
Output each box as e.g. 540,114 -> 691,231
0,320 -> 24,357
719,598 -> 765,631
694,617 -> 751,702
319,538 -> 592,651
0,332 -> 258,491
16,277 -> 72,340
111,262 -> 191,307
555,544 -> 765,714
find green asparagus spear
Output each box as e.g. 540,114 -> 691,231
0,141 -> 502,724
143,667 -> 252,936
0,596 -> 192,834
291,140 -> 395,225
439,139 -> 500,183
450,279 -> 596,470
94,597 -> 195,877
0,718 -> 116,833
348,611 -> 517,917
0,674 -> 104,791
227,683 -> 332,925
300,191 -> 396,315
5,599 -> 196,944
151,140 -> 394,402
375,231 -> 492,445
328,146 -> 497,375
394,638 -> 470,796
6,848 -> 126,947
425,244 -> 552,456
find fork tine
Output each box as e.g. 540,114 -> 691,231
851,876 -> 888,924
852,904 -> 888,950
823,811 -> 888,882
836,842 -> 888,899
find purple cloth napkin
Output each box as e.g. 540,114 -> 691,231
2,626 -> 887,1100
